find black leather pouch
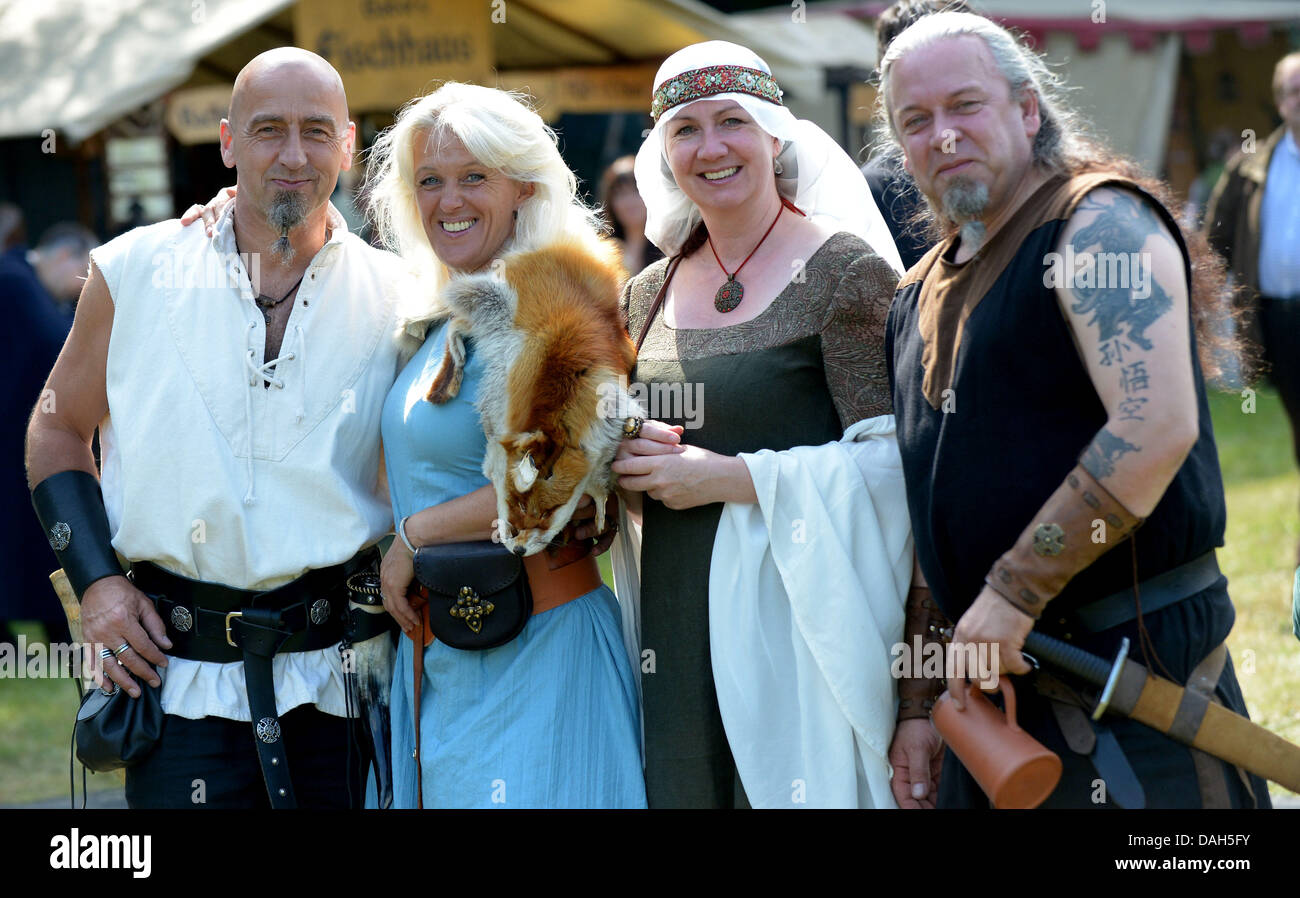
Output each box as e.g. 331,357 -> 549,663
74,675 -> 163,772
411,541 -> 532,650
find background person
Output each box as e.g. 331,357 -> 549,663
28,223 -> 99,317
861,0 -> 974,272
598,154 -> 662,274
1205,50 -> 1300,562
1,206 -> 76,651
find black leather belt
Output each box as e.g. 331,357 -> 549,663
1060,550 -> 1223,635
129,547 -> 386,809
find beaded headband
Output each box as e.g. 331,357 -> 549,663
650,64 -> 784,122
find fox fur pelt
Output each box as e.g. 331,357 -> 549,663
426,239 -> 644,556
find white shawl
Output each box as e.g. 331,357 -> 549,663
611,415 -> 911,806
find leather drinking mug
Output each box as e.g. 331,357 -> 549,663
931,677 -> 1063,808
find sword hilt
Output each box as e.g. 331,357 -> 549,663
1023,631 -> 1113,687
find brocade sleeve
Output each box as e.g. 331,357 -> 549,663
819,247 -> 898,427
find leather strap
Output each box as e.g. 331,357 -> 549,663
1037,673 -> 1145,807
1169,642 -> 1226,744
1169,642 -> 1241,808
1063,551 -> 1222,635
522,552 -> 603,612
133,551 -> 376,618
235,608 -> 297,808
1040,673 -> 1097,754
635,255 -> 684,353
1049,698 -> 1096,754
1191,747 -> 1232,808
1091,722 -> 1146,808
151,593 -> 348,662
412,596 -> 426,810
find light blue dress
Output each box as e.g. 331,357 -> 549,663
374,321 -> 646,809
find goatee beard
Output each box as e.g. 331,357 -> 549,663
266,190 -> 308,265
941,176 -> 989,253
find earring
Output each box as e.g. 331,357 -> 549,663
773,158 -> 784,176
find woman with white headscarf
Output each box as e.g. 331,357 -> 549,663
610,41 -> 933,809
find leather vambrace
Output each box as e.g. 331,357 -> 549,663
897,585 -> 951,721
31,470 -> 124,599
984,463 -> 1143,619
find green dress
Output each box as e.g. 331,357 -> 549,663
621,232 -> 897,808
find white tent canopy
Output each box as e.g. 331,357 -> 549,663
730,6 -> 882,69
0,0 -> 296,142
960,0 -> 1300,21
751,0 -> 1300,174
0,0 -> 823,144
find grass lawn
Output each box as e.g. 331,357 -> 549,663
1209,385 -> 1300,802
2,387 -> 1297,805
0,625 -> 120,805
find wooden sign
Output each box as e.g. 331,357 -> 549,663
165,84 -> 233,145
294,0 -> 493,112
497,64 -> 659,121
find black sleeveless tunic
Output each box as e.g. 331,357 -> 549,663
887,173 -> 1226,627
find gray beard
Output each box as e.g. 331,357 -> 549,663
959,219 -> 987,252
266,191 -> 308,265
941,177 -> 989,253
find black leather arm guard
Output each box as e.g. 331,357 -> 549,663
31,470 -> 124,599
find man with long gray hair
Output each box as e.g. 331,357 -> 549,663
880,11 -> 1266,808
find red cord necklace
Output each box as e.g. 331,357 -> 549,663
707,197 -> 803,313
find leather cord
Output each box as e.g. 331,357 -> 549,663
411,596 -> 429,809
635,255 -> 684,353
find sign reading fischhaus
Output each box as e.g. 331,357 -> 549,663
294,0 -> 493,111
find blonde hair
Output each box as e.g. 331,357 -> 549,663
364,82 -> 604,323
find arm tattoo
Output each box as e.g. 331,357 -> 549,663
1068,192 -> 1174,354
1081,428 -> 1140,480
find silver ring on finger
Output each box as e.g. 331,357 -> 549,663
112,642 -> 131,658
99,647 -> 116,660
621,416 -> 644,440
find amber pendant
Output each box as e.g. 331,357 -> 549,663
714,276 -> 744,313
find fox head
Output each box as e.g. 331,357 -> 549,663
499,430 -> 591,555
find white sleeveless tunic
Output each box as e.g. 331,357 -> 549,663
89,207 -> 405,719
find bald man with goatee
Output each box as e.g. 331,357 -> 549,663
27,48 -> 407,809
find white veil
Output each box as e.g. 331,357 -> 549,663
633,40 -> 903,273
